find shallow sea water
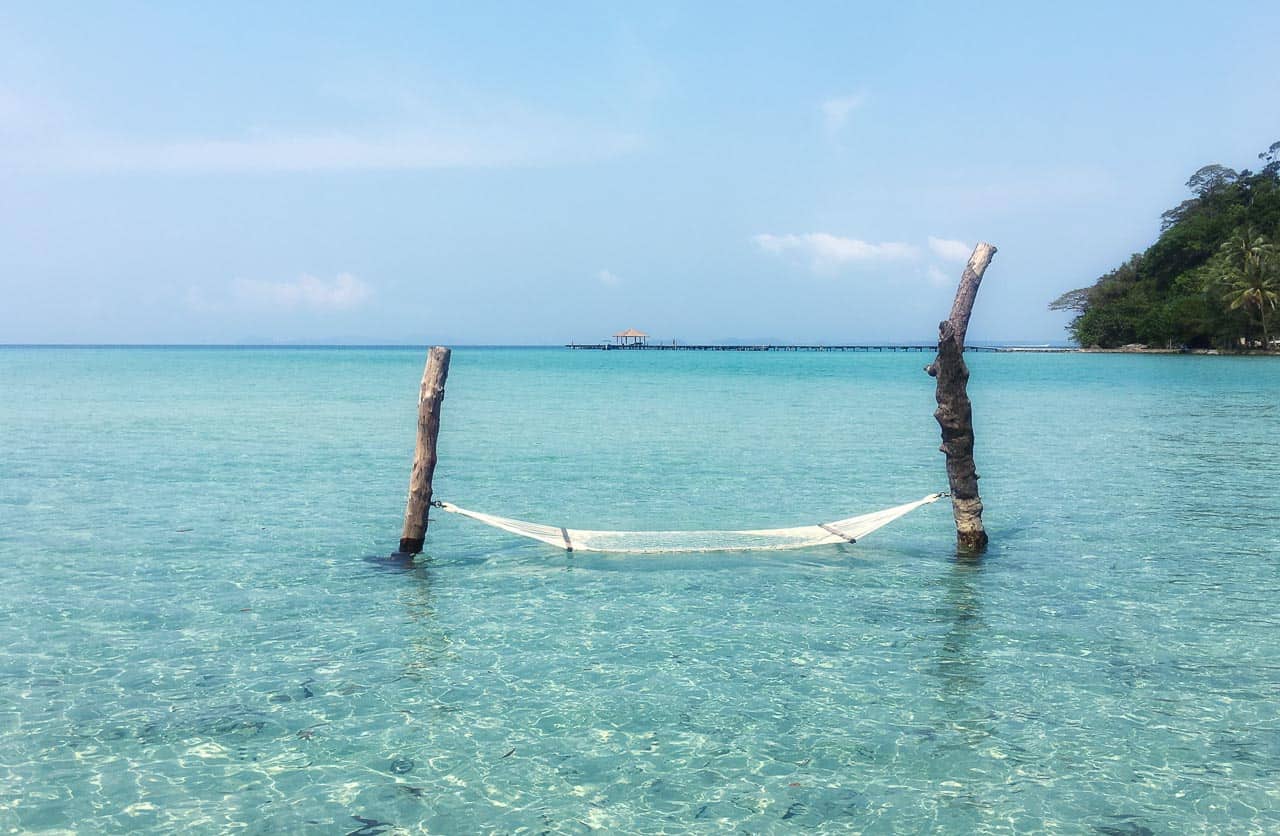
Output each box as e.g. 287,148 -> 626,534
1,347 -> 1278,833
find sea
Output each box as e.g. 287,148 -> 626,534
2,346 -> 1278,833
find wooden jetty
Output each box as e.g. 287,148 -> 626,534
565,342 -> 1041,352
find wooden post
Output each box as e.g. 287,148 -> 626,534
926,243 -> 997,553
399,346 -> 451,555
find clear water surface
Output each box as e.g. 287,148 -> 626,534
1,347 -> 1278,833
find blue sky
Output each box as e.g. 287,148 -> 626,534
2,1 -> 1278,344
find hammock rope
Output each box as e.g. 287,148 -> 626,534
435,492 -> 945,554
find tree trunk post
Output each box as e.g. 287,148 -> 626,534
926,243 -> 997,553
399,346 -> 451,555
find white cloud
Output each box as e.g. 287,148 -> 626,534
232,273 -> 372,311
597,269 -> 622,287
927,265 -> 953,287
754,232 -> 917,271
821,94 -> 866,134
927,236 -> 973,263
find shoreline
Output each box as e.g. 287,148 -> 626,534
1080,346 -> 1279,356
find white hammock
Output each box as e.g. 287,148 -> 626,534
438,493 -> 945,554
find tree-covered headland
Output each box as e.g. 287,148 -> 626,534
1051,141 -> 1280,350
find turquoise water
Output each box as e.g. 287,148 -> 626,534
2,347 -> 1278,833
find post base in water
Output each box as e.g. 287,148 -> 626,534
957,530 -> 989,553
398,537 -> 424,555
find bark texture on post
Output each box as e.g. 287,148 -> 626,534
399,346 -> 451,555
926,243 -> 996,553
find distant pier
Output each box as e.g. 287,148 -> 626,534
566,343 -> 1075,353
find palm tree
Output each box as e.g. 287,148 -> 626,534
1219,229 -> 1278,349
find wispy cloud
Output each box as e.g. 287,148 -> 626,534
927,236 -> 973,263
754,232 -> 917,271
821,93 -> 866,134
597,269 -> 622,287
232,273 -> 372,311
927,264 -> 953,287
0,88 -> 48,129
30,128 -> 641,173
916,168 -> 1117,213
0,82 -> 642,173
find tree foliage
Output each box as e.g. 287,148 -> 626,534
1219,227 -> 1278,348
1053,141 -> 1280,349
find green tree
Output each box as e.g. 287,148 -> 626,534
1049,140 -> 1280,349
1219,228 -> 1278,348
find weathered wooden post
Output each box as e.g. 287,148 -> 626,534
399,346 -> 451,555
926,243 -> 997,553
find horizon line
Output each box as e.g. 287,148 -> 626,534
1,340 -> 1074,349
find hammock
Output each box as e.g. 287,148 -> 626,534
437,493 -> 945,554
